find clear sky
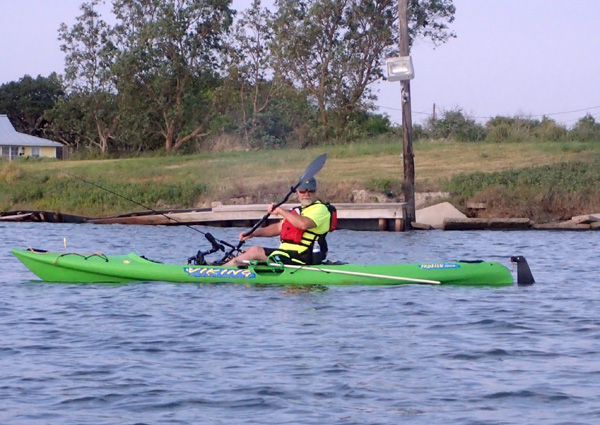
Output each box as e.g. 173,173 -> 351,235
1,0 -> 598,128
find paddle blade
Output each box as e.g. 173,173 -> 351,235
297,153 -> 327,186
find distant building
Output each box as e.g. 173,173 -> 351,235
0,114 -> 64,161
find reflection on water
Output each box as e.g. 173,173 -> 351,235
1,223 -> 599,424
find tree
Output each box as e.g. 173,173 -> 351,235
57,0 -> 118,153
329,0 -> 398,137
270,0 -> 456,141
271,0 -> 356,131
406,0 -> 456,47
0,74 -> 64,136
43,93 -> 91,151
221,0 -> 279,144
111,0 -> 234,153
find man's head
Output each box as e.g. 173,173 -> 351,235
297,177 -> 317,206
297,177 -> 317,191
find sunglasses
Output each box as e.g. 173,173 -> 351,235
298,189 -> 315,194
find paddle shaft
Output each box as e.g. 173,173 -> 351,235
241,189 -> 296,238
266,263 -> 441,285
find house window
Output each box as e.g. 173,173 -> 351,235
1,146 -> 21,160
31,146 -> 41,157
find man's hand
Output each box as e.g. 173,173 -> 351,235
239,230 -> 253,241
267,203 -> 283,216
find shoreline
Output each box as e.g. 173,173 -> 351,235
2,207 -> 599,231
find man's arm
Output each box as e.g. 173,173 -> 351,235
240,220 -> 283,241
271,206 -> 316,230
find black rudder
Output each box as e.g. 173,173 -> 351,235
510,256 -> 535,285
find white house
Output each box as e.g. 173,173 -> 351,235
0,114 -> 64,161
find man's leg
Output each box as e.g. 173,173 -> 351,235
223,246 -> 268,266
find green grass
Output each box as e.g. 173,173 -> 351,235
0,171 -> 207,216
444,161 -> 600,196
443,160 -> 600,221
2,138 -> 600,221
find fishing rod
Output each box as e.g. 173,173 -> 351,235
64,153 -> 327,265
63,172 -> 238,257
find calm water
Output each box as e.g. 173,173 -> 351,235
1,222 -> 599,424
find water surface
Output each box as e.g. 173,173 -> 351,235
1,223 -> 599,424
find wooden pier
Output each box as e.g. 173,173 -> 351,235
88,203 -> 408,231
4,206 -> 600,231
0,204 -> 407,231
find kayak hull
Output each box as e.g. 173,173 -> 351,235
12,249 -> 516,287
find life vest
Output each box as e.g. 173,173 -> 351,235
280,201 -> 337,261
316,202 -> 336,258
280,208 -> 306,244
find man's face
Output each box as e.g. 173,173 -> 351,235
297,189 -> 316,206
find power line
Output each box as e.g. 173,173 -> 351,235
376,103 -> 600,121
541,105 -> 600,117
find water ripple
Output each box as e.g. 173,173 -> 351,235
2,225 -> 600,424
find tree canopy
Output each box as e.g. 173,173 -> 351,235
1,0 -> 460,156
0,74 -> 64,136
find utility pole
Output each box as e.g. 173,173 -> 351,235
398,0 -> 415,230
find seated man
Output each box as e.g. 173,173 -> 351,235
224,177 -> 332,266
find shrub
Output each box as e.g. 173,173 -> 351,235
367,178 -> 403,198
570,114 -> 600,142
444,161 -> 600,221
425,108 -> 486,142
485,115 -> 567,143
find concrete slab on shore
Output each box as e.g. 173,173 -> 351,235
443,217 -> 533,230
571,213 -> 600,224
415,202 -> 466,230
533,221 -> 592,230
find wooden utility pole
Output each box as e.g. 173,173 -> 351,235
398,0 -> 415,230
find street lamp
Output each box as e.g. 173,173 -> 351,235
385,56 -> 415,82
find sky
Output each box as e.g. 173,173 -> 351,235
1,0 -> 599,128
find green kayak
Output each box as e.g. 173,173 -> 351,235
12,248 -> 534,287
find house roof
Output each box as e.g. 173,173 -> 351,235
0,114 -> 63,147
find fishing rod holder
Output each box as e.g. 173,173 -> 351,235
187,233 -> 226,265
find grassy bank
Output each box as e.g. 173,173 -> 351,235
2,138 -> 600,221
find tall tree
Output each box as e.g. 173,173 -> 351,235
57,0 -> 119,153
221,0 -> 277,144
329,0 -> 397,131
270,0 -> 455,138
112,0 -> 234,153
271,0 -> 350,129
